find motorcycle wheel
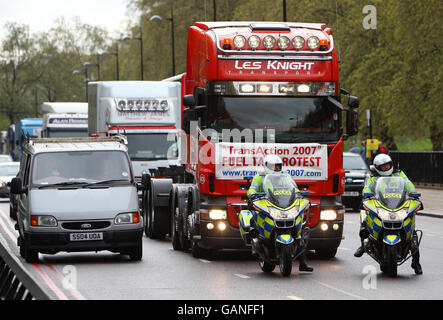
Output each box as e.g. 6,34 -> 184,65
279,245 -> 293,277
386,246 -> 398,277
259,259 -> 275,273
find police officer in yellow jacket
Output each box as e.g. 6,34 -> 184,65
247,155 -> 313,272
354,154 -> 422,274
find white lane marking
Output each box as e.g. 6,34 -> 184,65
45,264 -> 87,300
199,259 -> 211,263
309,278 -> 368,300
338,247 -> 352,251
287,295 -> 304,300
234,274 -> 250,279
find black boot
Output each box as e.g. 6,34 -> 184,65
354,246 -> 365,258
354,227 -> 368,257
298,252 -> 313,272
411,250 -> 423,275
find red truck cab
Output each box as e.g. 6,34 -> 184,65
151,21 -> 359,258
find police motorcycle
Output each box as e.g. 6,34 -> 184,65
239,173 -> 311,277
360,176 -> 423,277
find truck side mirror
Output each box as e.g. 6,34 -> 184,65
183,95 -> 196,107
11,177 -> 26,195
183,108 -> 196,134
348,96 -> 359,108
346,109 -> 359,136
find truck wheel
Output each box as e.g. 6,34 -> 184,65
191,242 -> 210,259
259,259 -> 275,273
171,201 -> 182,251
315,248 -> 337,259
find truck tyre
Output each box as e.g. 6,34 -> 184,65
315,248 -> 337,259
147,179 -> 173,239
170,187 -> 181,250
191,242 -> 210,259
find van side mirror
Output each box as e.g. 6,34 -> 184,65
183,94 -> 196,107
346,109 -> 359,136
11,177 -> 26,195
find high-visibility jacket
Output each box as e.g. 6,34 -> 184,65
362,170 -> 416,196
247,173 -> 301,198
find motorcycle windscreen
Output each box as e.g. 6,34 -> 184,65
262,173 -> 297,209
375,177 -> 407,210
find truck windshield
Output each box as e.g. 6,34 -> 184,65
31,151 -> 132,186
47,129 -> 89,138
208,96 -> 340,143
125,133 -> 178,161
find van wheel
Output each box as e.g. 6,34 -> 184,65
20,236 -> 38,263
128,243 -> 143,261
9,201 -> 17,220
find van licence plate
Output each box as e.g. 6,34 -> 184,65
70,233 -> 103,241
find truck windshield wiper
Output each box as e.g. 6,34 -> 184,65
82,179 -> 130,188
37,181 -> 89,189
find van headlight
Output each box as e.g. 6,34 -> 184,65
31,215 -> 58,227
209,209 -> 227,220
115,212 -> 140,224
320,210 -> 337,220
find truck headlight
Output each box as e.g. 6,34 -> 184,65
31,215 -> 58,227
233,35 -> 246,49
209,209 -> 227,220
320,210 -> 337,220
115,212 -> 140,224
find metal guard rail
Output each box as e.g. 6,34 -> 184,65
0,236 -> 51,300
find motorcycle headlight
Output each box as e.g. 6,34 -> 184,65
269,206 -> 299,220
377,208 -> 408,221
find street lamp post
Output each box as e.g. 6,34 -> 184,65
72,69 -> 88,101
122,25 -> 144,80
83,61 -> 100,81
150,6 -> 175,76
99,44 -> 119,80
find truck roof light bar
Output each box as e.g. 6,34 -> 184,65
115,98 -> 170,112
214,32 -> 334,56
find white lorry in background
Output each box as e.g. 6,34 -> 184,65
87,81 -> 182,179
40,102 -> 88,138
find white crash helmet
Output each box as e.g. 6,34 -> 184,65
264,155 -> 283,174
373,154 -> 394,176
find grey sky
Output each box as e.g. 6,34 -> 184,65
0,0 -> 135,41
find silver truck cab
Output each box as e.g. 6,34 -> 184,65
11,136 -> 144,262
